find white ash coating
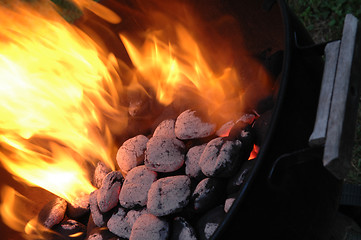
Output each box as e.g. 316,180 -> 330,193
107,207 -> 132,239
153,119 -> 176,138
171,217 -> 197,240
204,223 -> 218,239
53,219 -> 86,239
38,197 -> 67,229
144,136 -> 185,173
175,109 -> 216,140
224,197 -> 235,213
116,135 -> 148,173
89,190 -> 107,227
93,161 -> 112,189
237,113 -> 256,125
185,144 -> 206,179
147,175 -> 191,216
199,137 -> 242,177
97,171 -> 123,213
129,213 -> 169,240
119,165 -> 157,208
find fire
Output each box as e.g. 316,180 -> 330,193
0,0 -> 271,237
0,0 -> 125,204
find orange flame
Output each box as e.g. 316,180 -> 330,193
0,0 -> 125,203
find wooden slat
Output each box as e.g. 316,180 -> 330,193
323,14 -> 361,179
309,40 -> 340,147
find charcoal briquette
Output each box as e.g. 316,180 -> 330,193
116,135 -> 148,173
226,158 -> 255,194
86,227 -> 121,240
89,190 -> 111,227
191,178 -> 226,213
93,162 -> 112,189
147,175 -> 191,216
185,144 -> 207,180
97,171 -> 123,213
107,207 -> 147,239
199,137 -> 242,177
129,213 -> 169,240
119,165 -> 157,208
170,217 -> 197,240
153,119 -> 176,138
175,109 -> 216,140
38,197 -> 67,229
145,136 -> 185,173
53,219 -> 87,240
196,205 -> 226,240
67,192 -> 90,219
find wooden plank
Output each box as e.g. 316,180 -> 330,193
309,40 -> 340,147
323,14 -> 361,179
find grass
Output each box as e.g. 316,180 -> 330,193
287,0 -> 361,184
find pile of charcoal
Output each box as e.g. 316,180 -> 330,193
36,109 -> 259,240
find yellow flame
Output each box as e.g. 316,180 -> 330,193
0,0 -> 125,203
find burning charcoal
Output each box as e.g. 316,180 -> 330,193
185,144 -> 207,180
175,109 -> 216,140
107,207 -> 147,239
119,165 -> 157,208
89,190 -> 111,227
170,217 -> 197,240
199,137 -> 242,177
38,197 -> 67,229
147,175 -> 191,216
191,178 -> 226,213
116,135 -> 149,173
97,171 -> 123,213
254,110 -> 272,145
145,136 -> 185,173
226,159 -> 255,194
153,119 -> 176,138
196,206 -> 226,240
215,113 -> 256,137
53,219 -> 87,240
129,213 -> 169,240
93,162 -> 112,189
67,192 -> 90,219
86,227 -> 120,240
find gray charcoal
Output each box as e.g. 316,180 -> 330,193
119,165 -> 157,208
196,206 -> 226,240
107,207 -> 147,239
153,119 -> 176,138
97,171 -> 123,213
67,192 -> 90,219
226,159 -> 255,194
129,213 -> 169,240
145,136 -> 185,173
191,178 -> 226,213
185,144 -> 207,180
199,137 -> 242,177
170,217 -> 197,240
175,110 -> 216,140
86,227 -> 120,240
53,219 -> 86,240
116,135 -> 148,173
89,190 -> 110,227
38,197 -> 67,229
147,175 -> 191,216
93,162 -> 112,189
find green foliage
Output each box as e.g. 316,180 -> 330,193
287,0 -> 361,42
